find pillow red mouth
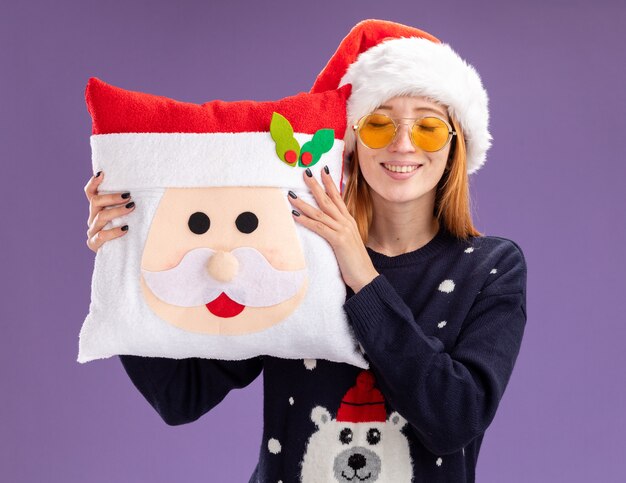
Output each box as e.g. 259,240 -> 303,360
205,292 -> 245,318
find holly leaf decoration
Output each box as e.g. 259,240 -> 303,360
270,112 -> 301,166
299,129 -> 335,167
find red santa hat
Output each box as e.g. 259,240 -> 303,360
311,19 -> 492,174
85,77 -> 350,193
336,370 -> 387,423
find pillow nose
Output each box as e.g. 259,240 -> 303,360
206,251 -> 239,282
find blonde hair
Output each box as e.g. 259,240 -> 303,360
343,115 -> 482,243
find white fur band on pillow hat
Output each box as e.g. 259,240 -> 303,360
311,19 -> 492,174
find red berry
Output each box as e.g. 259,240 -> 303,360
301,151 -> 313,166
285,150 -> 297,164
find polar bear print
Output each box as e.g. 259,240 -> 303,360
300,371 -> 413,482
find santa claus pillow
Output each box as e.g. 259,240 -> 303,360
78,77 -> 367,369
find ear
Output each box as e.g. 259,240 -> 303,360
311,406 -> 332,427
388,411 -> 407,428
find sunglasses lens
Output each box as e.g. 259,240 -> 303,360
358,114 -> 396,149
411,117 -> 450,152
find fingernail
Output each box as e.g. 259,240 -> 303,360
323,165 -> 329,175
288,191 -> 297,199
121,192 -> 131,199
305,168 -> 312,177
95,171 -> 102,178
121,225 -> 129,231
125,202 -> 135,209
292,210 -> 300,217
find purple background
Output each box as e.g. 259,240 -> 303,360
2,0 -> 624,481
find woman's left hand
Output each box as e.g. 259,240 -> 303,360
288,167 -> 379,294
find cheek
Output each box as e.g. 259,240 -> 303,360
355,147 -> 379,181
425,148 -> 450,176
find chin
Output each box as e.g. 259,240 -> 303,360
372,179 -> 430,201
376,188 -> 430,205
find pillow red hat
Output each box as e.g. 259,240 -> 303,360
87,77 -> 351,193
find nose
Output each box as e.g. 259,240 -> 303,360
388,123 -> 415,153
348,453 -> 366,470
206,251 -> 239,282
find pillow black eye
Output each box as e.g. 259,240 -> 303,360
235,211 -> 258,234
188,212 -> 210,235
366,428 -> 381,445
339,428 -> 353,445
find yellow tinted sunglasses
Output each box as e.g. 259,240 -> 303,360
353,113 -> 457,152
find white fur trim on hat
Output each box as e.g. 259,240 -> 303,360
340,37 -> 491,174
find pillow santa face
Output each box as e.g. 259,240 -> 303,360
78,77 -> 367,368
140,186 -> 308,335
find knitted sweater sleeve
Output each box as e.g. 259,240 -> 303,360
343,242 -> 527,455
119,355 -> 263,426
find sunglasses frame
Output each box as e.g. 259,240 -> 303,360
353,113 -> 457,152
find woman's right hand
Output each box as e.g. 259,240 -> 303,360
85,171 -> 136,253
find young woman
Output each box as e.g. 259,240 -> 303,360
84,19 -> 526,483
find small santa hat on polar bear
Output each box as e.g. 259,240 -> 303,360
301,371 -> 413,482
336,370 -> 387,422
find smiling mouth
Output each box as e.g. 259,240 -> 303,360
341,470 -> 372,481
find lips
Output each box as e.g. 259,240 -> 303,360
205,292 -> 245,318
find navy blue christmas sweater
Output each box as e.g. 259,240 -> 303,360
120,226 -> 527,482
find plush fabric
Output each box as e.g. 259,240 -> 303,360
78,78 -> 367,369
